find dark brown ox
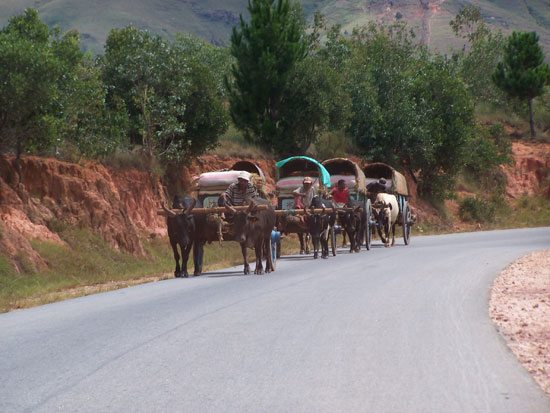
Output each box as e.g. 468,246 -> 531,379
277,215 -> 310,255
304,197 -> 336,259
232,199 -> 276,274
337,200 -> 364,253
163,196 -> 197,278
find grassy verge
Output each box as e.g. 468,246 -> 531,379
493,196 -> 550,229
0,227 -> 300,312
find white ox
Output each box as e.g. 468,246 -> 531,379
373,193 -> 399,247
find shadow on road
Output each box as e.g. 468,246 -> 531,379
205,270 -> 244,278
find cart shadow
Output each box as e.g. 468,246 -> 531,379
279,255 -> 315,261
205,270 -> 246,278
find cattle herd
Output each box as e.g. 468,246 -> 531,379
161,157 -> 414,278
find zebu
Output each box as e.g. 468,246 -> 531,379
373,193 -> 399,247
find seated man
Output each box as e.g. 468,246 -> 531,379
367,178 -> 388,194
293,176 -> 316,209
330,179 -> 350,207
330,179 -> 350,246
219,171 -> 258,208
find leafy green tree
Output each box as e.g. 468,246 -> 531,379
174,34 -> 233,98
346,23 -> 475,199
493,31 -> 550,137
278,55 -> 351,153
0,9 -> 61,166
58,55 -> 129,158
102,27 -> 227,163
226,0 -> 308,154
0,9 -> 128,164
450,5 -> 505,106
410,57 -> 475,197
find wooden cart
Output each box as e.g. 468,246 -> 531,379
363,162 -> 412,246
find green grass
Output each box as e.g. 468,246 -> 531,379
212,124 -> 268,159
0,225 -> 301,312
493,196 -> 550,229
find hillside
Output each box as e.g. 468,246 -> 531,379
0,1 -> 548,55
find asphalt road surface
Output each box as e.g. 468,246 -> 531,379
1,227 -> 549,412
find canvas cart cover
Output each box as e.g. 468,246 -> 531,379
275,156 -> 331,188
322,158 -> 367,195
231,161 -> 266,183
231,161 -> 267,196
195,161 -> 267,196
363,162 -> 409,197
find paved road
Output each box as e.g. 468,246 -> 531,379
1,228 -> 549,412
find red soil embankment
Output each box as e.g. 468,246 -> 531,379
0,156 -> 167,272
501,141 -> 550,199
0,155 -> 277,273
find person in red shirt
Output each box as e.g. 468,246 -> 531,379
331,179 -> 350,247
330,179 -> 350,207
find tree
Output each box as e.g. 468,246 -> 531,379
102,27 -> 227,163
346,23 -> 475,199
58,55 -> 129,158
493,31 -> 550,137
277,55 -> 351,153
450,5 -> 505,106
0,9 -> 61,167
174,34 -> 233,98
226,0 -> 308,154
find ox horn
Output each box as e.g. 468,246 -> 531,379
247,201 -> 255,214
162,203 -> 177,218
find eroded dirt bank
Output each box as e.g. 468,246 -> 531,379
0,155 -> 278,273
0,156 -> 167,272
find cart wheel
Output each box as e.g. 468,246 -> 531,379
364,199 -> 372,251
403,203 -> 412,245
330,226 -> 337,256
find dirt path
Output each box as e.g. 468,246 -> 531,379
490,249 -> 550,396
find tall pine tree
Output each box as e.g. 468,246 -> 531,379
493,31 -> 550,138
226,0 -> 307,153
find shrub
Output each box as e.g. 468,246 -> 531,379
311,131 -> 351,161
458,196 -> 497,223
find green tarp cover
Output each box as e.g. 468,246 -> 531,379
275,156 -> 331,188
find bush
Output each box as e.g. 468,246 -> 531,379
458,196 -> 497,223
46,218 -> 68,233
311,131 -> 351,161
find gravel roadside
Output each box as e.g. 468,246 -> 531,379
490,249 -> 550,397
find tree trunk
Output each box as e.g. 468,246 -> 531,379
528,98 -> 535,138
14,139 -> 22,184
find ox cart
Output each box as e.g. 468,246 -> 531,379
322,158 -> 370,251
363,163 -> 413,246
194,160 -> 268,208
275,156 -> 338,257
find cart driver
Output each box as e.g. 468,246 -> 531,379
293,176 -> 316,209
219,171 -> 258,207
367,178 -> 388,195
330,179 -> 350,207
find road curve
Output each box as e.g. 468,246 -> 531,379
1,227 -> 549,412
